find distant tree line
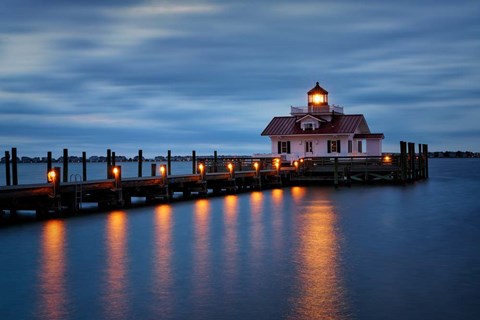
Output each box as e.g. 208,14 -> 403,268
429,151 -> 479,158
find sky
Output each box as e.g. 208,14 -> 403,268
1,0 -> 479,158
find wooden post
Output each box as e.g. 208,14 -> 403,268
423,144 -> 429,179
334,157 -> 339,188
112,151 -> 116,167
400,141 -> 407,182
82,151 -> 87,181
151,163 -> 156,176
138,150 -> 143,177
408,142 -> 415,180
167,150 -> 172,176
213,150 -> 218,173
107,149 -> 112,179
63,148 -> 68,183
47,151 -> 52,179
418,144 -> 423,179
5,151 -> 11,186
192,150 -> 196,174
11,147 -> 18,185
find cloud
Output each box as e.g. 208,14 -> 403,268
0,0 -> 479,156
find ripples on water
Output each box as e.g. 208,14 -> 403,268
0,159 -> 479,319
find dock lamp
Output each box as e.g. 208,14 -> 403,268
227,162 -> 234,178
159,165 -> 167,184
198,163 -> 205,180
48,167 -> 60,196
112,166 -> 121,189
294,161 -> 299,172
253,162 -> 259,177
274,158 -> 280,175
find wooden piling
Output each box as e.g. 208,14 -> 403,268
47,151 -> 52,178
107,149 -> 112,179
167,150 -> 172,176
112,151 -> 116,167
82,151 -> 87,181
11,148 -> 18,185
408,142 -> 415,180
5,151 -> 11,186
214,150 -> 218,173
192,150 -> 196,174
423,144 -> 429,179
151,163 -> 156,176
400,141 -> 407,182
418,144 -> 423,179
138,149 -> 143,177
63,148 -> 68,183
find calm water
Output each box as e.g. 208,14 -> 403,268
0,159 -> 479,319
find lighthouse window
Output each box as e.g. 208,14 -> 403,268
277,141 -> 291,154
327,140 -> 341,153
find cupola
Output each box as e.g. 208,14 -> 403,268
307,82 -> 328,107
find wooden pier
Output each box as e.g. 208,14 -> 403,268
0,141 -> 428,220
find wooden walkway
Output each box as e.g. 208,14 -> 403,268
0,141 -> 428,218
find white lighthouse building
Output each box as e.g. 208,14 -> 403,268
261,82 -> 384,162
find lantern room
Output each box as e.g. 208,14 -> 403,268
307,82 -> 328,107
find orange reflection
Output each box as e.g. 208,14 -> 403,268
271,188 -> 283,210
192,199 -> 212,312
290,199 -> 345,319
223,195 -> 238,291
290,186 -> 306,206
104,211 -> 128,319
38,219 -> 67,320
152,204 -> 173,315
249,191 -> 264,255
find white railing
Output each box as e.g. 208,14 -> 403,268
290,105 -> 344,115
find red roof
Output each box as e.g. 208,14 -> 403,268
261,114 -> 369,136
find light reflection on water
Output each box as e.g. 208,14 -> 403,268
103,211 -> 129,319
289,194 -> 346,319
38,220 -> 67,320
193,199 -> 212,316
152,204 -> 173,316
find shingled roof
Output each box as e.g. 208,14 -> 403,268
261,114 -> 370,136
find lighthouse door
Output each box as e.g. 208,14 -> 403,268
305,140 -> 313,156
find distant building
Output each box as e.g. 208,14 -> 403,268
261,82 -> 384,162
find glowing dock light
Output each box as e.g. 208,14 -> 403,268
383,155 -> 392,163
48,170 -> 56,182
198,163 -> 204,174
160,165 -> 166,176
227,163 -> 233,173
113,167 -> 119,176
294,161 -> 299,170
253,162 -> 259,170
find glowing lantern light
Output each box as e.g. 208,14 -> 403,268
198,163 -> 204,175
48,170 -> 56,182
113,167 -> 119,176
313,94 -> 323,104
253,162 -> 259,170
294,161 -> 299,168
227,163 -> 233,173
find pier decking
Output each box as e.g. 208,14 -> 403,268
0,141 -> 428,219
